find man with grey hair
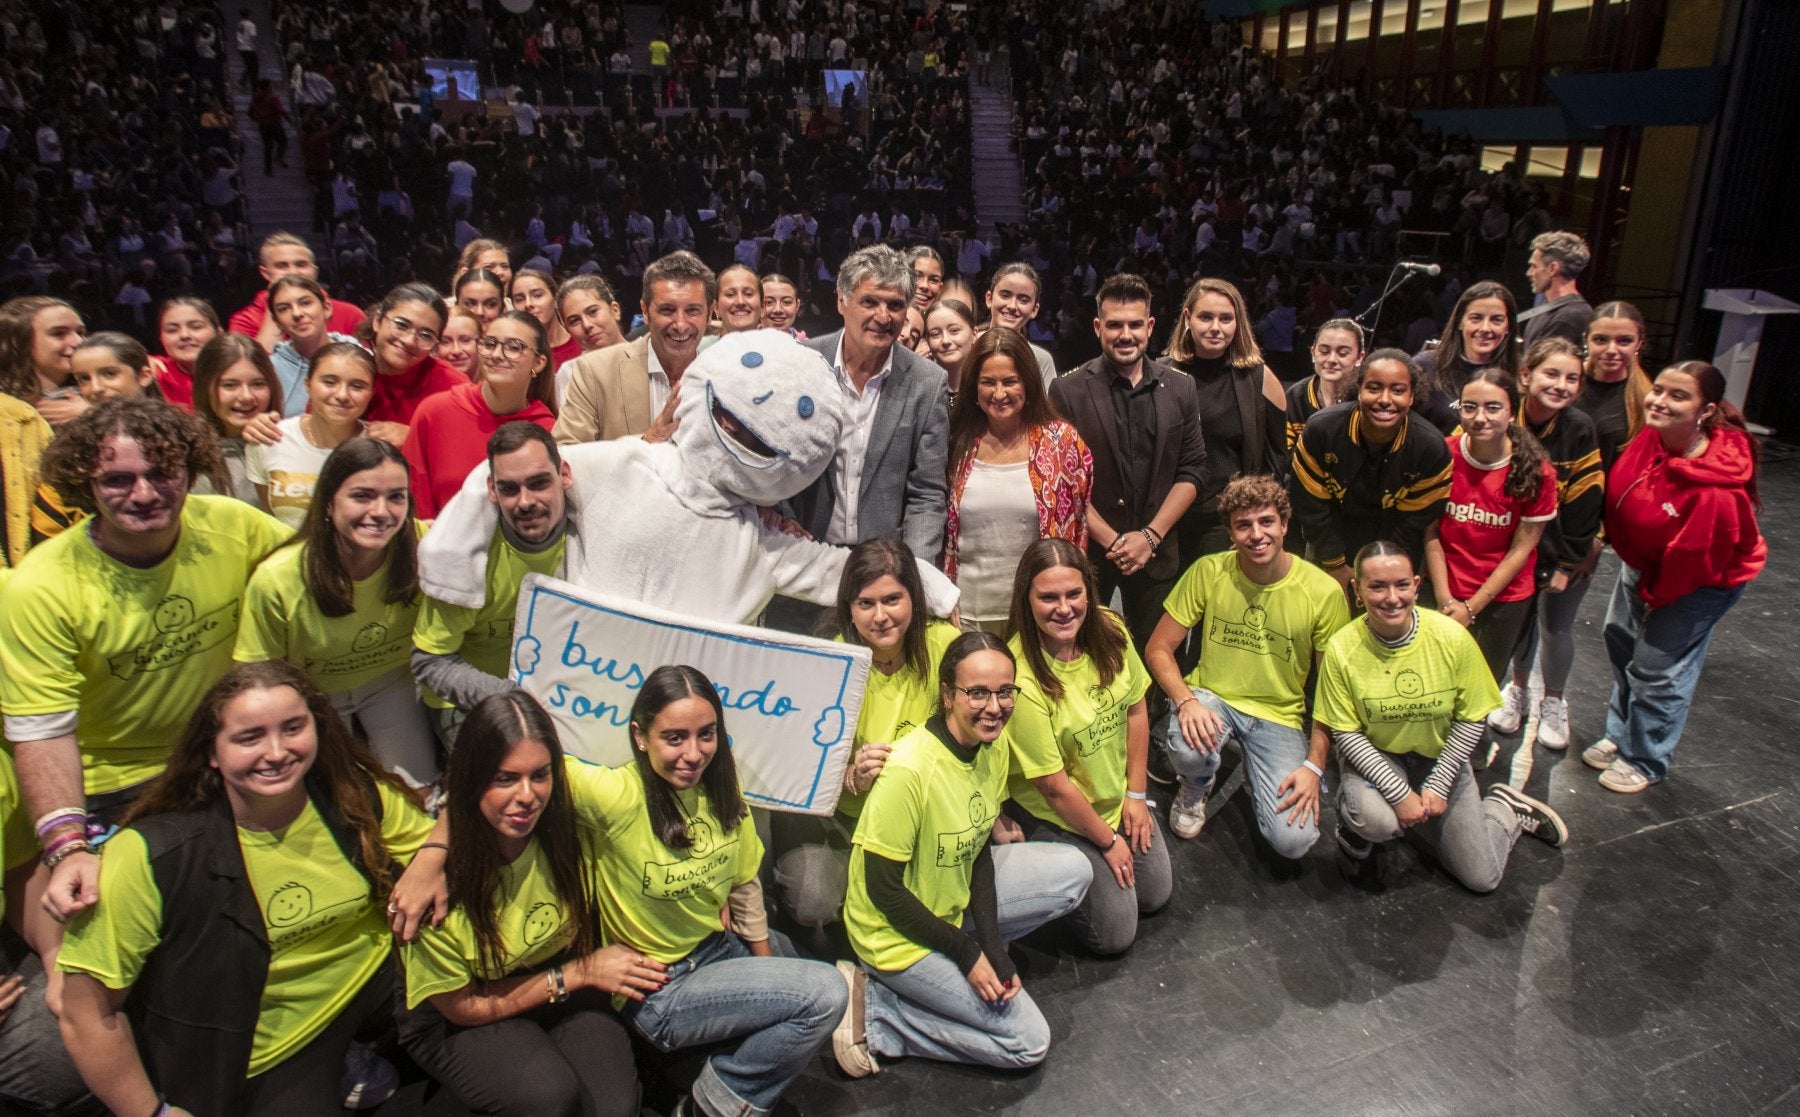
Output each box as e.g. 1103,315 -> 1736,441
769,245 -> 949,625
555,250 -> 715,443
1520,230 -> 1594,349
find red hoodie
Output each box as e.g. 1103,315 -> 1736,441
1605,425 -> 1766,608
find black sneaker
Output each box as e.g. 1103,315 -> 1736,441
1488,784 -> 1568,848
1333,820 -> 1372,862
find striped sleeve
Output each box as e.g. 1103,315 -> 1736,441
1333,728 -> 1413,804
29,482 -> 80,545
1423,720 -> 1486,799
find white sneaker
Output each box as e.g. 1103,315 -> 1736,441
1168,776 -> 1212,839
1581,738 -> 1619,771
1537,696 -> 1570,750
1488,683 -> 1530,734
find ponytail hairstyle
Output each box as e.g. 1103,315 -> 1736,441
628,665 -> 748,849
445,692 -> 598,980
1585,300 -> 1653,436
1007,538 -> 1126,705
1669,359 -> 1761,510
937,630 -> 1015,718
1462,367 -> 1549,504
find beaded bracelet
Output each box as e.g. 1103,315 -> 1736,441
43,840 -> 92,870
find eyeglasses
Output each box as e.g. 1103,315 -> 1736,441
384,315 -> 440,347
92,465 -> 188,492
1456,401 -> 1511,418
952,685 -> 1020,707
478,337 -> 541,359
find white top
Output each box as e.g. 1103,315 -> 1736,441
955,458 -> 1038,623
244,416 -> 360,528
824,337 -> 892,546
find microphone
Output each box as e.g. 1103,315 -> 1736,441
1396,261 -> 1442,276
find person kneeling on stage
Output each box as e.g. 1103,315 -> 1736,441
1317,543 -> 1568,890
834,633 -> 1093,1077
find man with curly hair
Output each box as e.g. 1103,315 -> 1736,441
0,399 -> 288,924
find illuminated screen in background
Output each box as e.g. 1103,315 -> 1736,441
823,69 -> 866,108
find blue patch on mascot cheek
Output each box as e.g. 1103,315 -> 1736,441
797,396 -> 815,419
741,352 -> 764,368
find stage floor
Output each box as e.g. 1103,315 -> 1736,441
777,440 -> 1800,1117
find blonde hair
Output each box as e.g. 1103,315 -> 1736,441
1167,277 -> 1264,368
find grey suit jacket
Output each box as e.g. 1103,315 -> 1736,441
787,331 -> 949,564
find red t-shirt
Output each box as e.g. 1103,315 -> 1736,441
1438,434 -> 1558,602
228,290 -> 366,338
149,355 -> 194,412
367,357 -> 465,427
401,381 -> 556,518
550,336 -> 583,374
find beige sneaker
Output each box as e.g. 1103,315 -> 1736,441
1581,738 -> 1619,771
832,961 -> 879,1078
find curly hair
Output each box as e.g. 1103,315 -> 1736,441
39,398 -> 227,515
1216,473 -> 1292,525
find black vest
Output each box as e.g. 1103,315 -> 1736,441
129,774 -> 384,1117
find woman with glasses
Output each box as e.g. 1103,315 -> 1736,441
1002,539 -> 1168,956
835,632 -> 1093,1076
364,283 -> 463,447
402,311 -> 556,518
1422,368 -> 1557,682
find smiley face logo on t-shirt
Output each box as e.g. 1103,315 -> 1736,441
154,595 -> 197,632
1075,683 -> 1123,756
686,817 -> 714,857
1362,666 -> 1455,723
352,622 -> 389,652
266,881 -> 313,927
1396,669 -> 1425,699
522,901 -> 560,946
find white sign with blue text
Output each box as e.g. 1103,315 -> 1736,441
510,573 -> 866,815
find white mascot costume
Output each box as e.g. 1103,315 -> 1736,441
418,328 -> 959,622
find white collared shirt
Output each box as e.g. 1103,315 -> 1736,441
646,340 -> 672,416
825,336 -> 894,545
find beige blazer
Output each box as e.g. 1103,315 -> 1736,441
552,336 -> 655,444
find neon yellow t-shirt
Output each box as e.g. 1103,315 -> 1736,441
845,722 -> 1009,972
403,838 -> 583,1009
838,620 -> 959,819
561,759 -> 762,965
0,496 -> 291,793
0,752 -> 37,919
412,533 -> 566,708
1004,614 -> 1151,831
1314,609 -> 1501,759
1160,551 -> 1350,729
57,781 -> 431,1075
235,539 -> 423,693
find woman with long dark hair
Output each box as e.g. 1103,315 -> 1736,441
236,436 -> 438,788
772,539 -> 961,931
566,665 -> 845,1117
941,327 -> 1090,633
399,692 -> 650,1116
1003,539 -> 1168,955
363,282 -> 463,445
1423,367 -> 1558,683
838,632 -> 1092,1074
56,661 -> 433,1117
1587,361 -> 1765,793
192,333 -> 285,503
1416,280 -> 1518,434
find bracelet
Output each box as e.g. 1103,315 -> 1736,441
1143,525 -> 1163,545
43,840 -> 92,870
148,1096 -> 168,1117
1140,528 -> 1158,552
549,965 -> 570,1003
1302,760 -> 1325,779
41,831 -> 87,861
1125,790 -> 1148,801
418,842 -> 449,854
35,807 -> 87,840
1176,696 -> 1199,710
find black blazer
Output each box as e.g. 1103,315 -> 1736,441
1049,356 -> 1207,580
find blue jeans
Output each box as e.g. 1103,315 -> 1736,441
862,842 -> 1092,1069
621,932 -> 845,1117
1158,687 -> 1320,860
1603,564 -> 1746,782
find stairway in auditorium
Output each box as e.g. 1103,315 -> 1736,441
220,0 -> 324,259
968,48 -> 1026,236
624,4 -> 665,74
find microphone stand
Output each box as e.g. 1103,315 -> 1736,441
1356,263 -> 1433,346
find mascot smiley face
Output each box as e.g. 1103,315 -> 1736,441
675,330 -> 846,508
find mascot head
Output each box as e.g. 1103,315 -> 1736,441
674,330 -> 846,507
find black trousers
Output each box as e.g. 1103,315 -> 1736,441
1095,561 -> 1177,656
400,987 -> 639,1117
237,964 -> 394,1117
